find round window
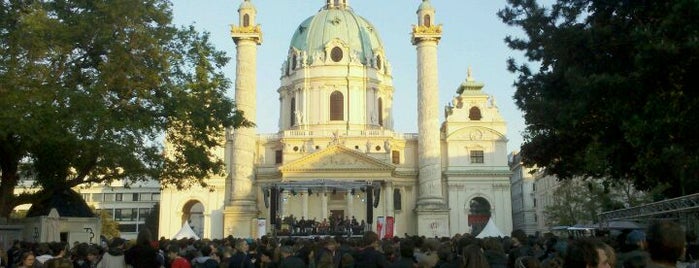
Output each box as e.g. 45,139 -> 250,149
331,47 -> 343,62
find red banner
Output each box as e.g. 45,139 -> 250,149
384,216 -> 394,239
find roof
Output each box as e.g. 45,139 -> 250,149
26,188 -> 95,218
289,5 -> 384,65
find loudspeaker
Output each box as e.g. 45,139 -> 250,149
373,187 -> 381,208
366,186 -> 373,224
270,188 -> 279,225
394,188 -> 402,210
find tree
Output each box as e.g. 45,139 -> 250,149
0,0 -> 251,218
98,210 -> 120,239
544,178 -> 641,226
143,203 -> 160,237
499,0 -> 699,198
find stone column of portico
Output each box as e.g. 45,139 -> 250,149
321,191 -> 328,220
346,191 -> 353,218
224,0 -> 263,238
412,0 -> 450,237
385,181 -> 394,217
302,193 -> 309,218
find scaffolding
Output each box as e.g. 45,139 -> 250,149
599,192 -> 699,231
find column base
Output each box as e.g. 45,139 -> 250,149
223,204 -> 259,238
415,207 -> 450,237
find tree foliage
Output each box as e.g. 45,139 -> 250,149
499,0 -> 699,198
544,178 -> 651,226
98,210 -> 120,239
0,0 -> 250,217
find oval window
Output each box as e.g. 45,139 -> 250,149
331,47 -> 343,62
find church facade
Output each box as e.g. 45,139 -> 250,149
159,0 -> 512,239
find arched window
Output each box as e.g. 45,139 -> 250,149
469,106 -> 482,120
376,55 -> 382,70
330,91 -> 344,120
290,98 -> 296,126
243,14 -> 250,27
378,98 -> 383,126
468,197 -> 492,236
334,0 -> 340,7
292,54 -> 297,70
424,15 -> 431,27
331,47 -> 343,62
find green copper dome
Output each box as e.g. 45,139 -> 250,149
289,6 -> 384,65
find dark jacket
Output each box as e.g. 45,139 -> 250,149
388,257 -> 415,268
125,244 -> 160,268
484,250 -> 507,268
355,247 -> 389,268
229,252 -> 254,268
279,255 -> 306,268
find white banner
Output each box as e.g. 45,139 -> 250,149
257,218 -> 266,238
376,216 -> 386,238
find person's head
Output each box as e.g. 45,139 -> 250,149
136,228 -> 153,246
110,237 -> 126,249
280,245 -> 294,258
167,245 -> 180,260
45,258 -> 73,268
564,239 -> 611,268
19,251 -> 36,267
647,221 -> 686,265
201,244 -> 213,257
259,249 -> 273,263
363,231 -> 379,247
625,230 -> 646,250
86,247 -> 99,262
235,239 -> 249,252
512,229 -> 528,246
323,238 -> 337,252
48,242 -> 66,257
462,244 -> 489,268
398,239 -> 415,258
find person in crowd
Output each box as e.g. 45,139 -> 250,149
646,221 -> 686,268
228,239 -> 253,268
34,244 -> 52,265
540,256 -> 564,268
315,238 -> 339,268
96,238 -> 127,268
278,246 -> 304,268
355,231 -> 389,268
564,238 -> 611,268
462,244 -> 491,268
192,244 -> 219,268
483,237 -> 508,268
43,258 -> 71,268
388,238 -> 415,268
508,229 -> 532,268
687,231 -> 699,262
435,242 -> 459,268
415,238 -> 439,268
16,251 -> 37,268
514,256 -> 541,268
616,230 -> 649,268
167,245 -> 191,268
125,229 -> 161,268
42,242 -> 67,267
257,249 -> 276,268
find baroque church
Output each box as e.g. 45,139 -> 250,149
159,0 -> 512,239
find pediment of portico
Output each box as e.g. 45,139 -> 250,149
279,145 -> 395,176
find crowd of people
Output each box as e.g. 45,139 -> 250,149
276,215 -> 367,236
0,221 -> 697,268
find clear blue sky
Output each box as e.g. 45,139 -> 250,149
170,0 -> 532,153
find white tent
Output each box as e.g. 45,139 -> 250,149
476,218 -> 506,238
173,222 -> 200,240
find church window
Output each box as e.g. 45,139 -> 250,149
275,150 -> 283,164
292,54 -> 297,70
243,14 -> 250,27
376,55 -> 382,70
469,106 -> 482,120
378,98 -> 383,126
330,91 -> 344,120
290,98 -> 296,126
392,150 -> 400,164
424,15 -> 431,27
331,47 -> 343,62
470,150 -> 484,164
